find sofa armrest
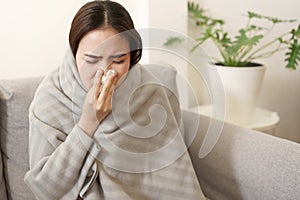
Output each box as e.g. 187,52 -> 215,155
182,110 -> 300,200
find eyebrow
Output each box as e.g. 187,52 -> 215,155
84,53 -> 127,59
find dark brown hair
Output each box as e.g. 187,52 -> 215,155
69,0 -> 142,67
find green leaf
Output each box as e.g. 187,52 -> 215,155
285,38 -> 300,70
226,29 -> 263,57
188,1 -> 200,12
291,24 -> 300,38
219,32 -> 232,49
247,11 -> 263,19
188,1 -> 224,28
188,1 -> 205,19
245,25 -> 266,32
266,16 -> 296,24
247,11 -> 296,24
163,37 -> 183,46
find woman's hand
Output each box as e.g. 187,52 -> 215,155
78,70 -> 118,137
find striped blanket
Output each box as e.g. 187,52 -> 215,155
24,49 -> 205,200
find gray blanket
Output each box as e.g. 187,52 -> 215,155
24,49 -> 205,200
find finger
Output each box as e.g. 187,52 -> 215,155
112,73 -> 118,86
105,73 -> 118,93
108,76 -> 117,96
102,79 -> 117,111
97,73 -> 117,102
98,85 -> 110,103
94,70 -> 104,100
103,92 -> 113,111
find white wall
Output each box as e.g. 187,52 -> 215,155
0,0 -> 89,79
0,0 -> 186,79
0,0 -> 189,106
192,0 -> 300,142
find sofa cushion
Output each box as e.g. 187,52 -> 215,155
0,77 -> 43,200
0,133 -> 8,200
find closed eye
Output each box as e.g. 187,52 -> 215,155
85,59 -> 99,64
113,60 -> 125,64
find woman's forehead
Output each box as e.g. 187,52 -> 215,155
79,28 -> 130,56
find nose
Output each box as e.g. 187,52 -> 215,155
97,59 -> 113,72
103,61 -> 115,75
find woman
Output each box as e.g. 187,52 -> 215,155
24,1 -> 206,199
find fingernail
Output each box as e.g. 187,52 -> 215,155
101,76 -> 107,85
106,69 -> 116,77
95,70 -> 102,77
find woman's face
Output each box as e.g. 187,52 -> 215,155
76,26 -> 131,90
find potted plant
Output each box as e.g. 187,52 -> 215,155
165,2 -> 300,126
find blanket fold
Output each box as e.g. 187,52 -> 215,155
24,49 -> 205,200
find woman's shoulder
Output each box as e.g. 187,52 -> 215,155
29,66 -> 76,129
29,67 -> 65,113
33,68 -> 60,97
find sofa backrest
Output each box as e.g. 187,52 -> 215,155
0,77 -> 43,200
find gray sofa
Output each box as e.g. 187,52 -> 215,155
0,77 -> 299,200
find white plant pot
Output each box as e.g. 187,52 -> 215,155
209,64 -> 266,126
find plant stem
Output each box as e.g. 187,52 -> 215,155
212,38 -> 228,62
244,32 -> 290,61
237,45 -> 253,61
245,17 -> 251,30
247,46 -> 287,61
265,23 -> 275,38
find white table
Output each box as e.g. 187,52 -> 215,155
190,104 -> 280,135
